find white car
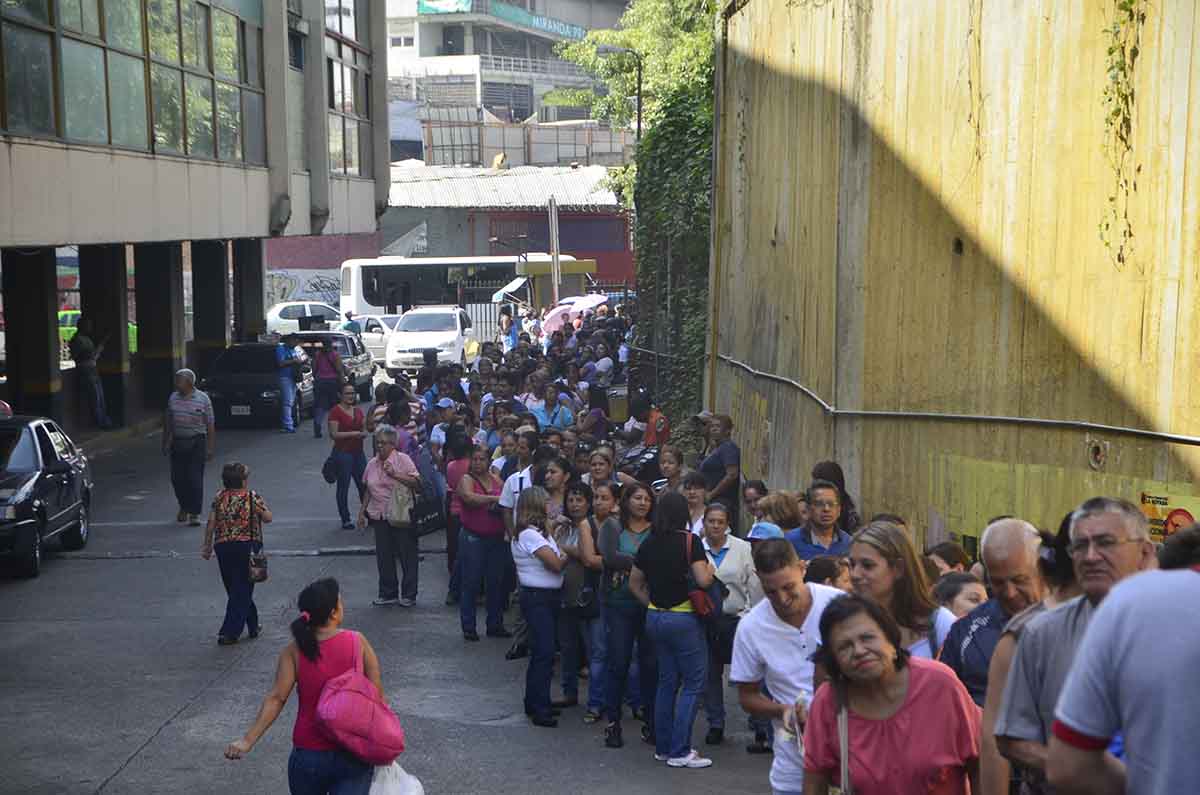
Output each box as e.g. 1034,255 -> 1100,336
385,305 -> 477,378
359,314 -> 402,363
266,301 -> 342,335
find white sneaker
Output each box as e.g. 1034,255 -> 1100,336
398,597 -> 417,608
372,597 -> 400,606
653,752 -> 669,762
667,750 -> 712,769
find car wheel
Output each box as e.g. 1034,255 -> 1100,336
61,503 -> 89,551
16,522 -> 42,578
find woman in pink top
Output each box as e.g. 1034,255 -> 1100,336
225,577 -> 384,795
455,445 -> 506,641
356,425 -> 421,607
443,433 -> 473,607
802,595 -> 981,795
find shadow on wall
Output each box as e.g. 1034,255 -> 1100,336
711,0 -> 1200,542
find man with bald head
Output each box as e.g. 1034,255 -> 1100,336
940,518 -> 1045,706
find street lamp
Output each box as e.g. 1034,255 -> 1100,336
596,44 -> 642,141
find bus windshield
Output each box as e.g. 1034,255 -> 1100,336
397,313 -> 456,333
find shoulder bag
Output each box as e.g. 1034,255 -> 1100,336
682,532 -> 727,622
317,631 -> 407,766
386,463 -> 415,528
246,492 -> 268,583
836,680 -> 854,795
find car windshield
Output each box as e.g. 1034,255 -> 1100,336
214,348 -> 277,373
0,428 -> 39,472
381,315 -> 402,330
397,313 -> 456,333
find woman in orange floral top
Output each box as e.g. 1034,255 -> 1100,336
202,463 -> 273,646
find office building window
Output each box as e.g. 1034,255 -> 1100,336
0,0 -> 264,163
325,0 -> 365,44
288,29 -> 304,69
62,38 -> 108,143
1,23 -> 54,134
326,31 -> 370,176
108,51 -> 148,148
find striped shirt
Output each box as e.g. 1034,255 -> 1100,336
167,389 -> 214,438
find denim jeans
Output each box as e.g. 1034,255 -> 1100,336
520,586 -> 561,719
373,519 -> 418,600
446,513 -> 462,599
705,648 -> 727,729
280,376 -> 296,430
604,600 -> 657,727
646,609 -> 708,759
287,747 -> 372,795
169,435 -> 206,516
332,449 -> 366,524
215,540 -> 259,640
79,368 -> 111,428
583,611 -> 606,711
459,530 -> 507,634
313,378 -> 340,435
559,608 -> 586,699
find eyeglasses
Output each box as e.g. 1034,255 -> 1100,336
1067,535 -> 1140,557
811,501 -> 839,510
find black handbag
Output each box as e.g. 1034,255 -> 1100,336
245,492 -> 268,583
411,476 -> 445,537
321,453 -> 338,484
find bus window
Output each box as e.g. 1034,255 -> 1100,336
341,267 -> 352,296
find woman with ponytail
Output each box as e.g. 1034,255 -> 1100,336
225,578 -> 386,794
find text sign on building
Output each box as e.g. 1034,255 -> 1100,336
489,1 -> 586,40
417,0 -> 472,12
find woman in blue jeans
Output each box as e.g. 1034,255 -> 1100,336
455,445 -> 508,640
599,481 -> 658,748
202,463 -> 272,645
629,491 -> 716,769
225,578 -> 385,794
510,486 -> 566,727
327,384 -> 368,529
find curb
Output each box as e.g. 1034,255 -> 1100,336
78,416 -> 163,459
60,546 -> 449,560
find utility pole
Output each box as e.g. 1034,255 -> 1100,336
548,197 -> 561,305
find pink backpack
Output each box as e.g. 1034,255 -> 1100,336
316,632 -> 406,765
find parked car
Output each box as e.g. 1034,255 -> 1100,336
202,343 -> 315,429
358,314 -> 402,363
385,305 -> 478,379
266,301 -> 342,335
0,416 -> 92,578
58,309 -> 138,359
293,330 -> 376,401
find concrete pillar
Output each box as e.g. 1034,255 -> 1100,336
232,239 -> 267,342
305,0 -> 331,233
134,242 -> 185,409
369,0 -> 390,222
78,244 -> 130,427
191,240 -> 231,378
0,248 -> 61,420
263,0 -> 292,234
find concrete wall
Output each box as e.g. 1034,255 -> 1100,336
0,140 -> 270,246
710,0 -> 1200,545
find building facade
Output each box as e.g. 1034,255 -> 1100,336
0,0 -> 390,432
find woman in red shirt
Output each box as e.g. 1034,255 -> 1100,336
455,445 -> 506,641
225,577 -> 386,794
327,383 -> 368,530
802,595 -> 981,795
202,462 -> 272,645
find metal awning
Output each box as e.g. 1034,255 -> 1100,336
492,277 -> 528,303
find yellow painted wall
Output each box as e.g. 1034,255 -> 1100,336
709,0 -> 1200,546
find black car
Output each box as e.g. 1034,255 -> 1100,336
0,417 -> 92,578
203,343 -> 315,428
294,331 -> 377,401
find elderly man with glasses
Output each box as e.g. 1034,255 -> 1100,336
993,497 -> 1156,794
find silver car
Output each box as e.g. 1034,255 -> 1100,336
358,314 -> 401,363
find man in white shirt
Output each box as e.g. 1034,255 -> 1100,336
499,442 -> 556,533
731,539 -> 843,795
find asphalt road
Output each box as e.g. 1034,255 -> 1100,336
0,419 -> 773,794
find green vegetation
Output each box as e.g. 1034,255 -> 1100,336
555,0 -> 717,424
1100,0 -> 1147,271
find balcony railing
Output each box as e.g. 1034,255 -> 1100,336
417,0 -> 587,40
479,54 -> 591,79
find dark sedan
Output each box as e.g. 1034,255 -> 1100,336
0,416 -> 92,578
294,331 -> 376,401
203,344 -> 315,428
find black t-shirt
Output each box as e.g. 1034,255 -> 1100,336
635,530 -> 707,609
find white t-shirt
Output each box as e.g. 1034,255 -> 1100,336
512,528 -> 564,589
689,514 -> 705,536
429,423 -> 448,447
908,606 -> 958,659
498,465 -> 533,523
730,583 -> 843,793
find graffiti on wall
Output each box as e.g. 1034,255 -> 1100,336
266,269 -> 342,308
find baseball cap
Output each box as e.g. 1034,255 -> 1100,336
693,410 -> 715,422
748,521 -> 785,541
435,397 -> 455,409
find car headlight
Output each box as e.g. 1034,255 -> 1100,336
260,390 -> 279,399
1,505 -> 16,520
437,342 -> 455,351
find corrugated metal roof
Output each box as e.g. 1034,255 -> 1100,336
388,164 -> 619,211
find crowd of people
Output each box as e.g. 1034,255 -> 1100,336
197,302 -> 1199,794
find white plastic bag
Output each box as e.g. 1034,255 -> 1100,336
369,762 -> 424,795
